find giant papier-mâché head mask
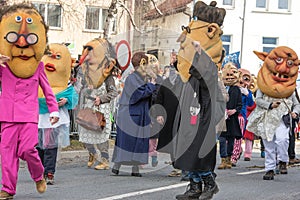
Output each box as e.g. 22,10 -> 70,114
79,38 -> 117,89
255,46 -> 300,98
176,1 -> 226,82
222,62 -> 240,86
0,3 -> 47,78
38,43 -> 72,97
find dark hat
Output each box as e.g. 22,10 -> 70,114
193,1 -> 226,27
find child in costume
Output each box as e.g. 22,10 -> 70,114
38,43 -> 78,184
243,73 -> 258,161
0,3 -> 59,199
247,46 -> 300,180
147,53 -> 163,168
218,62 -> 242,169
231,68 -> 254,166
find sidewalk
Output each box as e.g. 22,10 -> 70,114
57,139 -> 115,160
57,139 -> 300,161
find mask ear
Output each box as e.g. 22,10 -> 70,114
140,58 -> 147,67
253,51 -> 269,61
206,23 -> 219,39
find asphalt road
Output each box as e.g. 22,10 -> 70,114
4,141 -> 300,200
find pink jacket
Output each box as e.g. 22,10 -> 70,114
0,62 -> 58,123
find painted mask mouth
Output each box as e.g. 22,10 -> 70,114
272,72 -> 289,82
16,55 -> 33,60
45,63 -> 56,72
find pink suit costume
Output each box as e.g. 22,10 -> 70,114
0,62 -> 59,195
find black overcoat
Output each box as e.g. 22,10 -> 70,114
154,75 -> 183,159
220,85 -> 242,139
173,51 -> 226,172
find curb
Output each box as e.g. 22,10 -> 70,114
58,149 -> 88,160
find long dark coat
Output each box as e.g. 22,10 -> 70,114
173,51 -> 226,172
220,85 -> 242,139
150,75 -> 163,139
112,71 -> 156,165
155,75 -> 183,159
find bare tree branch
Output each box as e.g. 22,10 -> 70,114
116,0 -> 143,33
150,0 -> 163,16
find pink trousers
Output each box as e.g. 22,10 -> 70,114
149,138 -> 158,157
1,122 -> 44,195
231,116 -> 245,163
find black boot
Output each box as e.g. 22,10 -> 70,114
111,163 -> 121,175
131,165 -> 142,177
175,179 -> 202,200
199,174 -> 219,200
279,161 -> 288,174
263,170 -> 275,180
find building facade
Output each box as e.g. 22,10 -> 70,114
5,0 -> 300,75
6,0 -> 131,59
143,0 -> 300,75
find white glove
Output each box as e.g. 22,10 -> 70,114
240,87 -> 249,96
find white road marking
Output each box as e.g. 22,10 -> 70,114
237,169 -> 265,175
96,182 -> 188,200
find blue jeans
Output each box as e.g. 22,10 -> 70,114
188,171 -> 212,183
218,136 -> 235,158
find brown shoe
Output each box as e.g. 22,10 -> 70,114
279,161 -> 288,174
217,158 -> 227,169
36,178 -> 47,193
289,158 -> 300,165
0,190 -> 13,199
168,169 -> 181,177
87,153 -> 97,167
94,158 -> 109,170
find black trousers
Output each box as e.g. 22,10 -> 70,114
288,119 -> 298,159
37,147 -> 58,174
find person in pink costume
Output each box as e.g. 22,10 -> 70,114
0,3 -> 59,199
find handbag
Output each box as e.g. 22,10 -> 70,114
76,107 -> 106,131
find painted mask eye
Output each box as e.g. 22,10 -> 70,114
275,57 -> 284,64
26,17 -> 33,24
15,16 -> 22,22
56,55 -> 61,60
287,60 -> 294,67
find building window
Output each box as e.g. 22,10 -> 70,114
151,26 -> 159,46
278,0 -> 288,9
85,6 -> 109,31
255,0 -> 290,12
33,3 -> 62,28
256,0 -> 266,8
223,0 -> 233,6
262,37 -> 277,52
222,0 -> 234,8
221,35 -> 232,55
